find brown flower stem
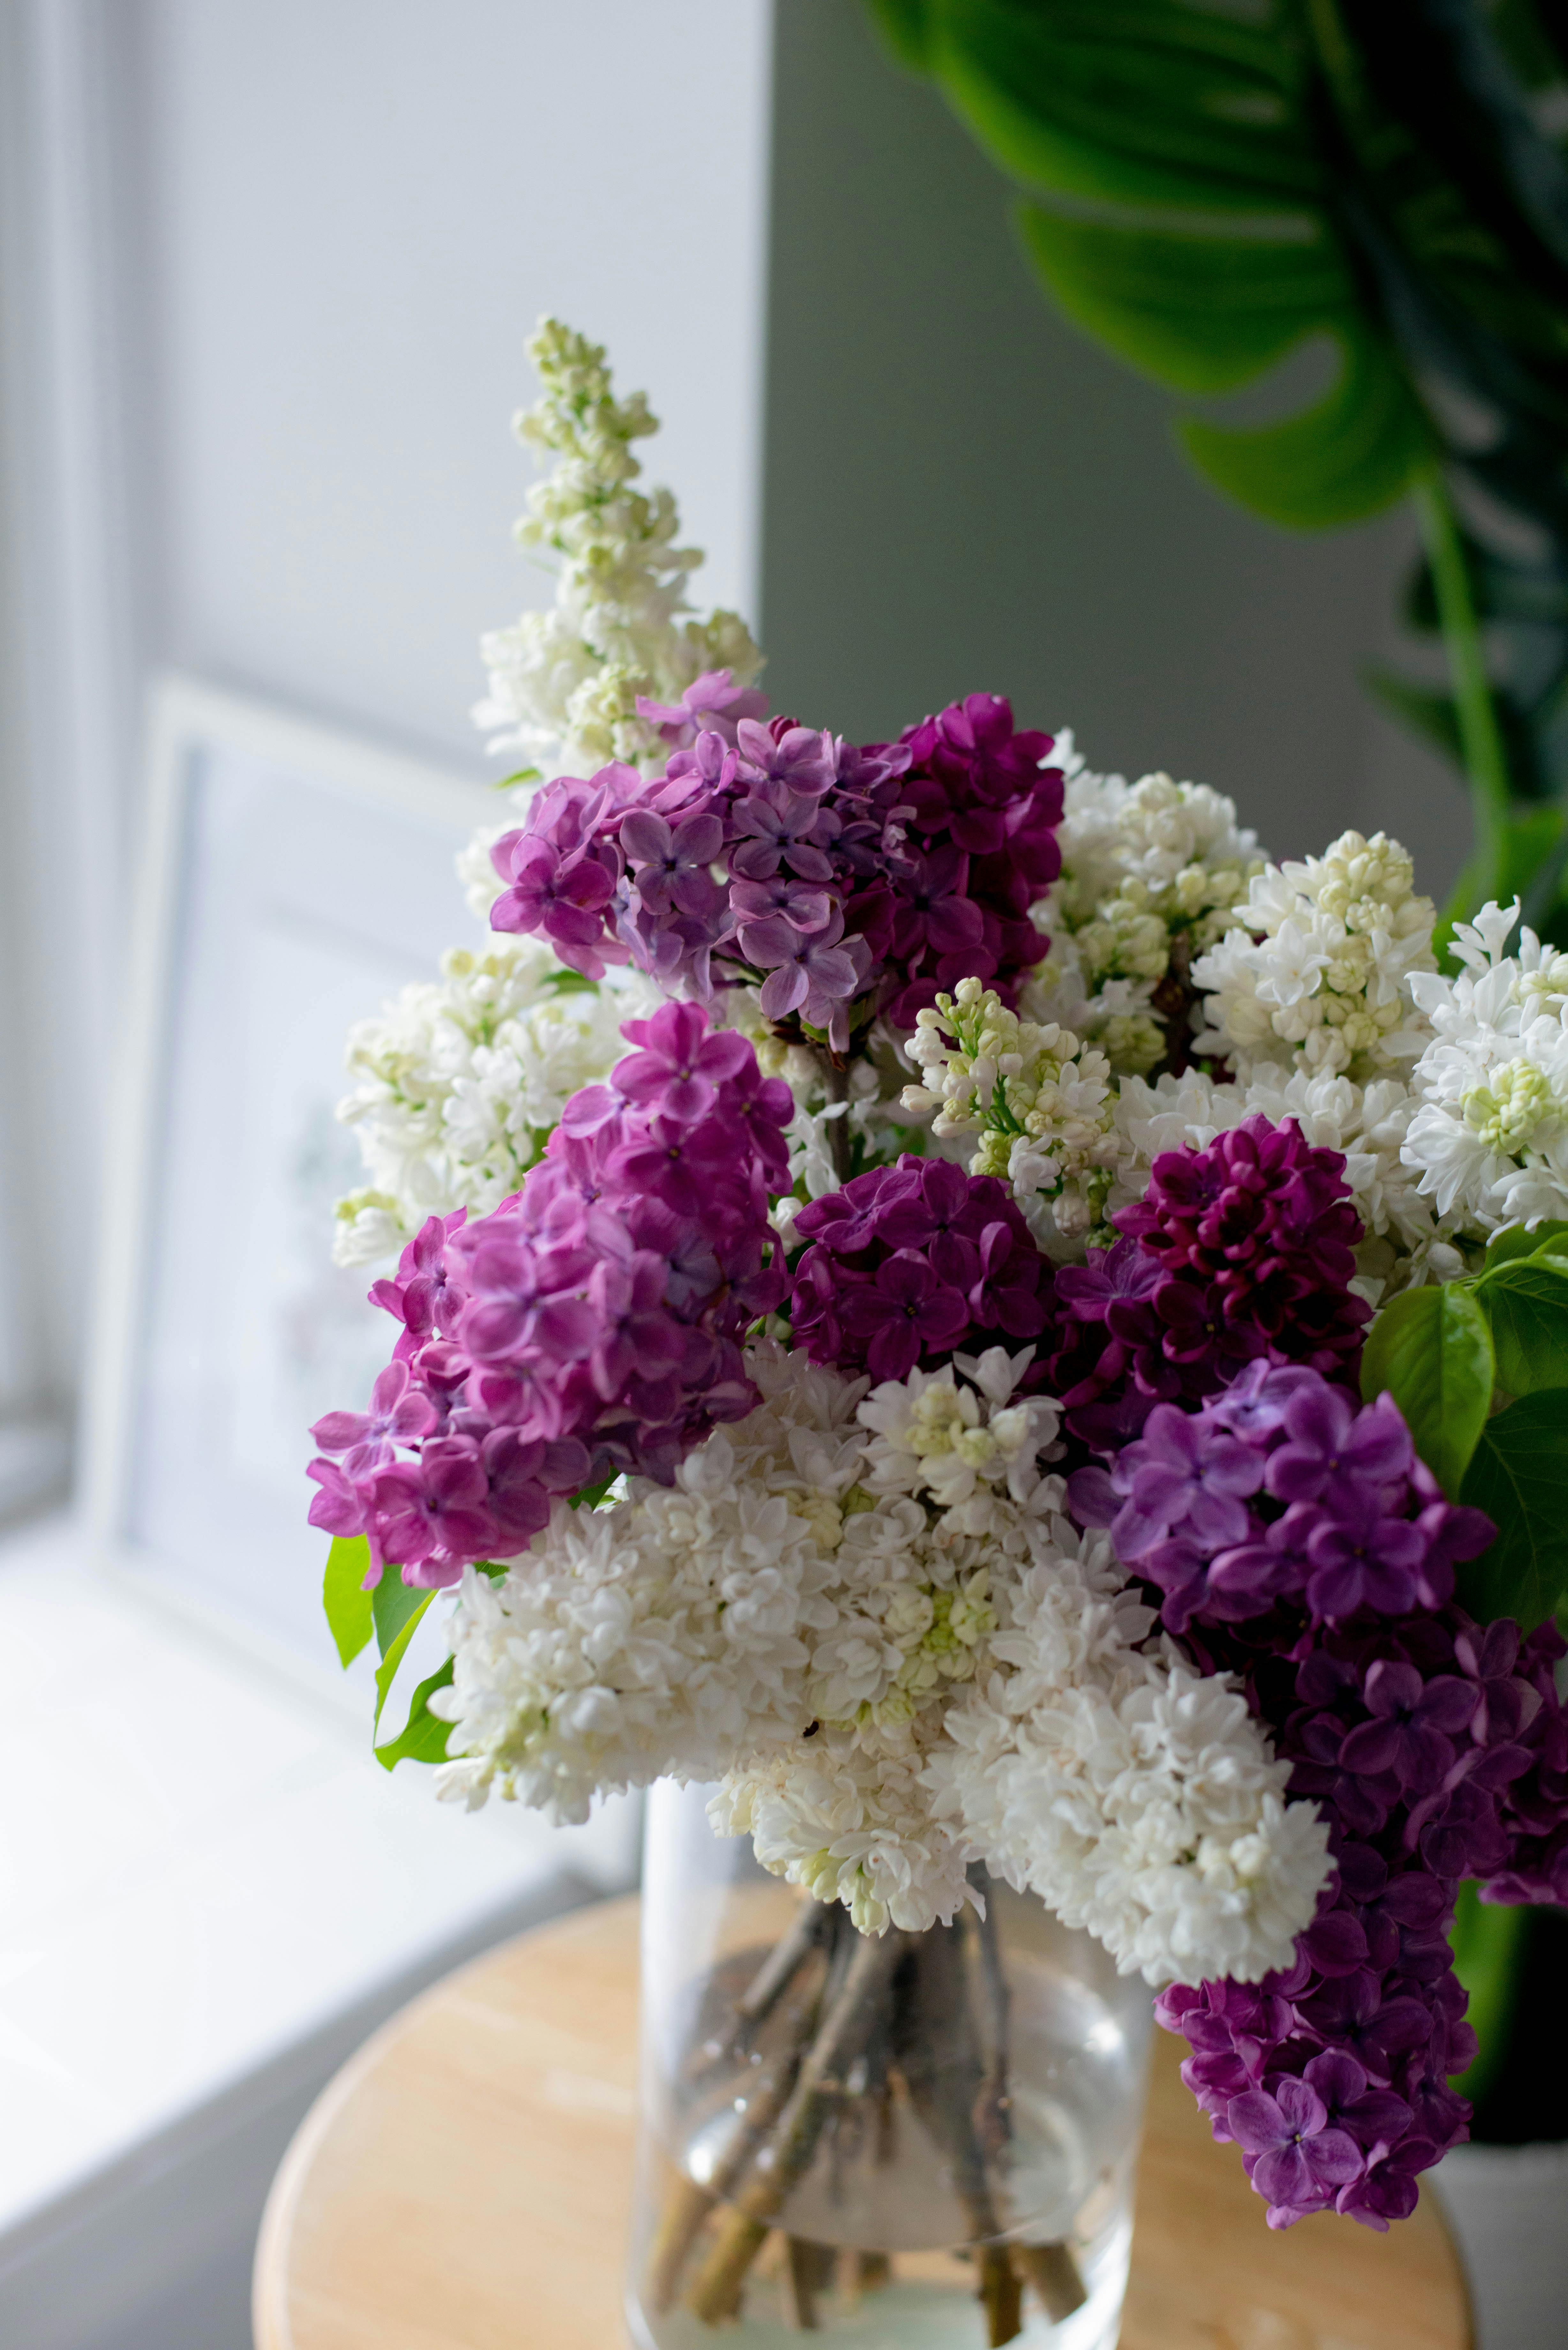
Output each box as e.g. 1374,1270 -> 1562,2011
781,2237 -> 835,2330
646,2174 -> 717,2314
980,2247 -> 1025,2348
651,1935 -> 833,2312
1012,2241 -> 1089,2323
685,1930 -> 911,2323
967,1892 -> 1013,2162
738,1899 -> 825,2027
894,1918 -> 1027,2349
839,2248 -> 891,2301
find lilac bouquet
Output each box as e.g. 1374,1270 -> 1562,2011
313,324 -> 1568,2298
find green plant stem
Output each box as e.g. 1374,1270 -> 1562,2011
1412,472 -> 1511,930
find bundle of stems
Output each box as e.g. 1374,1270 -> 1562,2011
646,1893 -> 1089,2345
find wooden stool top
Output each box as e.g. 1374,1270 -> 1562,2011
254,1896 -> 1472,2350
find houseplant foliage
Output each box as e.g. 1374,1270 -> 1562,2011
865,0 -> 1568,939
311,327 -> 1568,2331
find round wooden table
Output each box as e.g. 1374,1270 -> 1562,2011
254,1897 -> 1472,2350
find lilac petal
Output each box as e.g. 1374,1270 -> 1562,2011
619,810 -> 673,865
758,962 -> 810,1020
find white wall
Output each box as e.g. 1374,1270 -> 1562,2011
0,0 -> 774,1452
127,0 -> 773,767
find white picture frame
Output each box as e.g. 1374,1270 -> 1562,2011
76,671 -> 643,1889
82,674 -> 498,1700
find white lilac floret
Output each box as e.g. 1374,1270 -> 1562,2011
432,1339 -> 1329,1974
1193,830 -> 1436,1083
899,976 -> 1125,1253
1031,758 -> 1264,1076
1401,899 -> 1568,1232
332,938 -> 661,1263
472,318 -> 763,781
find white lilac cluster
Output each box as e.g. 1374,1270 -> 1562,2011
1029,753 -> 1264,1076
471,317 -> 762,781
1192,829 -> 1436,1083
928,1558 -> 1330,1988
332,937 -> 658,1264
430,1342 -> 1330,1978
1402,901 -> 1568,1233
910,812 -> 1477,1299
900,977 -> 1122,1255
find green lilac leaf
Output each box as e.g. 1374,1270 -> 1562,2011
1483,1222 -> 1568,1272
375,1658 -> 456,1771
1459,1391 -> 1568,1630
372,1587 -> 436,1735
1360,1282 -> 1495,1499
323,1535 -> 374,1668
372,1569 -> 428,1661
1475,1257 -> 1568,1398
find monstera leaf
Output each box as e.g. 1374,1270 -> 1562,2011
869,0 -> 1568,926
871,1 -> 1430,521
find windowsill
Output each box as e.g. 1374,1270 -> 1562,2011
0,1515 -> 621,2274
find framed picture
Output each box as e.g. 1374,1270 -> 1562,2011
84,676 -> 497,1691
81,673 -> 643,1886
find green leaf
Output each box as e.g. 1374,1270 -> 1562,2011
1476,1256 -> 1568,1397
372,1585 -> 436,1736
1016,208 -> 1351,394
1362,670 -> 1463,769
375,1658 -> 456,1771
1495,806 -> 1567,910
1360,1282 -> 1495,1498
927,1 -> 1323,214
1483,1221 -> 1568,1272
323,1536 -> 374,1668
866,0 -> 934,68
372,1569 -> 428,1660
569,1475 -> 619,1512
1179,319 -> 1430,528
1448,1881 -> 1530,2103
1459,1390 -> 1568,1628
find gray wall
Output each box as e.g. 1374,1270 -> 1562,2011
760,1 -> 1465,880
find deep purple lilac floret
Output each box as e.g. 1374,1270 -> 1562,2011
485,682 -> 1064,1047
788,1154 -> 1052,1383
1090,1357 -> 1568,2230
305,1002 -> 790,1590
1041,1118 -> 1372,1452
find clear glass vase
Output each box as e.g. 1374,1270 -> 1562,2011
626,1781 -> 1152,2350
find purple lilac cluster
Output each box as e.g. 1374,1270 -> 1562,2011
788,1155 -> 1052,1382
1095,1363 -> 1568,2228
487,681 -> 1064,1044
1043,1118 -> 1371,1452
305,1004 -> 789,1588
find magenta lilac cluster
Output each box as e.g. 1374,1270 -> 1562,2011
1088,1361 -> 1568,2227
487,678 -> 1064,1043
1043,1118 -> 1372,1451
305,1004 -> 789,1587
788,1155 -> 1052,1382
